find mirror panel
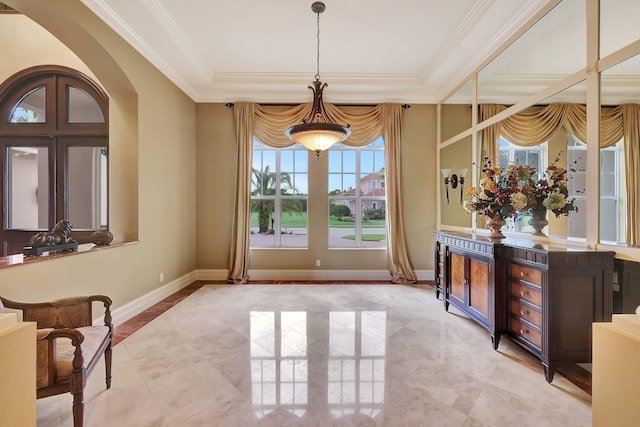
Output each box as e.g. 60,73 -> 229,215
600,0 -> 640,59
472,80 -> 587,239
477,0 -> 586,106
599,53 -> 640,246
441,80 -> 472,142
440,136 -> 472,228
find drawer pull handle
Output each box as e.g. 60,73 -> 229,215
520,290 -> 528,296
520,271 -> 526,278
520,309 -> 529,316
519,329 -> 528,335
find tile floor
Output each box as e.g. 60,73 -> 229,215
37,283 -> 592,426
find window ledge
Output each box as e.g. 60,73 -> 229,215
0,241 -> 138,270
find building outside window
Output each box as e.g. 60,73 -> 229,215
328,137 -> 386,248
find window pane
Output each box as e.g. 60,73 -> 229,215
7,146 -> 48,229
9,86 -> 45,123
250,199 -> 275,247
67,86 -> 105,123
600,149 -> 615,173
328,150 -> 342,173
293,173 -> 308,195
281,150 -> 293,172
295,150 -> 308,172
343,151 -> 356,173
567,198 -> 587,239
514,150 -> 527,165
252,162 -> 277,196
361,151 -> 374,174
281,199 -> 307,248
362,200 -> 387,248
374,151 -> 385,172
329,198 -> 356,248
601,173 -> 616,197
600,199 -> 618,243
263,150 -> 276,173
67,146 -> 108,229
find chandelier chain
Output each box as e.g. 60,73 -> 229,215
315,10 -> 320,81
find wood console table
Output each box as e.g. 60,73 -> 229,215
434,231 -> 615,383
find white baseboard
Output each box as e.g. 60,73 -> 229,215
194,269 -> 229,281
415,270 -> 434,281
195,268 -> 434,282
108,271 -> 197,327
248,269 -> 390,281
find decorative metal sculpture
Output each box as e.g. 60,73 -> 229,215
24,220 -> 78,256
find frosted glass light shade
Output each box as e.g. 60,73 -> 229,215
286,122 -> 351,155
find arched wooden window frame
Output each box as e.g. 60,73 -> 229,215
0,65 -> 109,255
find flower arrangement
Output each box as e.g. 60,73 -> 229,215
463,158 -> 522,219
463,154 -> 577,219
517,153 -> 577,218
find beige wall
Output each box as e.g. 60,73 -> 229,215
0,0 -> 197,308
195,104 -> 437,273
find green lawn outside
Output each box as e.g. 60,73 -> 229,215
250,212 -> 386,228
342,234 -> 386,241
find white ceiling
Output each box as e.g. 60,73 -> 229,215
79,0 -> 555,104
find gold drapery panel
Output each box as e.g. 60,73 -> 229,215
382,104 -> 417,284
479,104 -> 505,162
479,103 -> 640,245
480,104 -> 627,157
228,102 -> 254,283
231,102 -> 416,283
622,104 -> 640,245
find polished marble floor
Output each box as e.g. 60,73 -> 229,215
37,283 -> 591,426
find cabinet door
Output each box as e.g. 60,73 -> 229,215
450,251 -> 465,303
468,257 -> 489,317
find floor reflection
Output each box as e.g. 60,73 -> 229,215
329,311 -> 386,419
250,311 -> 308,419
250,310 -> 386,423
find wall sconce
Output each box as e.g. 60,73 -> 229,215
441,168 -> 468,204
458,168 -> 468,204
441,169 -> 452,204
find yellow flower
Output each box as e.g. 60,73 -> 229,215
510,192 -> 528,211
465,187 -> 476,197
543,193 -> 566,210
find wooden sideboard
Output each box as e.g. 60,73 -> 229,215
613,258 -> 640,314
434,231 -> 615,383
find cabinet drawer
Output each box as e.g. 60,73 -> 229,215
510,317 -> 542,349
510,281 -> 542,306
510,300 -> 542,327
510,264 -> 542,286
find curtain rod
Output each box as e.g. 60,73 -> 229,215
225,102 -> 411,109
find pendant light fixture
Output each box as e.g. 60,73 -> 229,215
286,1 -> 351,159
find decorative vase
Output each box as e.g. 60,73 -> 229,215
486,215 -> 506,238
529,206 -> 548,237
